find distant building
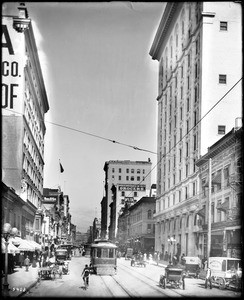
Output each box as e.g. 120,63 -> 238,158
2,3 -> 49,241
101,159 -> 152,241
117,196 -> 156,253
149,2 -> 242,258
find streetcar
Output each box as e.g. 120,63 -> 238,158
90,239 -> 117,275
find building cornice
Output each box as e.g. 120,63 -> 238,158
25,21 -> 49,113
149,2 -> 180,61
196,127 -> 242,167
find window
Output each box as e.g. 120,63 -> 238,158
179,190 -> 181,202
112,168 -> 115,173
218,125 -> 226,135
148,210 -> 152,219
186,215 -> 189,227
126,168 -> 129,173
220,21 -> 228,31
187,98 -> 190,111
147,224 -> 152,233
219,74 -> 227,84
217,200 -> 221,222
211,203 -> 214,223
131,176 -> 134,181
126,176 -> 129,180
137,169 -> 140,174
193,181 -> 196,196
121,191 -> 125,196
185,186 -> 188,199
137,176 -> 140,181
134,192 -> 137,197
131,169 -> 134,173
119,168 -> 121,173
118,176 -> 121,180
193,134 -> 197,150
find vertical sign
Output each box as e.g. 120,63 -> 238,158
2,16 -> 26,115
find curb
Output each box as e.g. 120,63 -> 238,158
17,278 -> 39,297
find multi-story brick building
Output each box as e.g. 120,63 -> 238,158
101,159 -> 152,241
117,197 -> 156,253
149,2 -> 242,259
195,127 -> 242,259
2,3 -> 49,242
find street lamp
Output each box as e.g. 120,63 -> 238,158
2,223 -> 18,297
167,236 -> 176,262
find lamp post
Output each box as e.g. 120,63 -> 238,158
167,236 -> 176,262
2,223 -> 18,297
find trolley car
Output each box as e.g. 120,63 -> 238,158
90,239 -> 117,275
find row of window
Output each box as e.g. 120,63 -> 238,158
112,168 -> 146,174
111,175 -> 145,182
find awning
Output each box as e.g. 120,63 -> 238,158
1,238 -> 20,254
27,240 -> 42,250
15,237 -> 36,252
216,199 -> 229,212
196,207 -> 205,217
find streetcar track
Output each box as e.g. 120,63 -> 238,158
119,262 -> 187,297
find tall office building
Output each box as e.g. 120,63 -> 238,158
2,3 -> 49,240
101,159 -> 152,241
149,2 -> 242,257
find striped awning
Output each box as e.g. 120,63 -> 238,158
14,238 -> 36,252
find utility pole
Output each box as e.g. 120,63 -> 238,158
207,158 -> 212,267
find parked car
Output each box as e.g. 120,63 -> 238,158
55,248 -> 68,264
184,256 -> 201,278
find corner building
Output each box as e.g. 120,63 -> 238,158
149,2 -> 242,258
101,159 -> 152,241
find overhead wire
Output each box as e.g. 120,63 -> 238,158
125,77 -> 242,197
2,77 -> 242,197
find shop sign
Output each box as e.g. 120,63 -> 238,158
118,185 -> 146,191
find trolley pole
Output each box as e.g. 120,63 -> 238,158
207,158 -> 212,267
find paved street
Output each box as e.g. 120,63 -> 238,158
21,256 -> 241,298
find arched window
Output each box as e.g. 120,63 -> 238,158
148,210 -> 152,219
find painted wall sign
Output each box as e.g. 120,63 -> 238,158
2,17 -> 26,114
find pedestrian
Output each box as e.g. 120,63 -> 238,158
24,255 -> 30,272
205,265 -> 212,289
19,252 -> 24,268
81,264 -> 90,290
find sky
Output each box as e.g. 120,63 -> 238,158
3,2 -> 165,232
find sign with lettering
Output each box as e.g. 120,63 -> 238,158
2,17 -> 25,115
118,185 -> 146,191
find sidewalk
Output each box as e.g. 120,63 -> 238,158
1,265 -> 39,297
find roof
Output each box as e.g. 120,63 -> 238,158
128,196 -> 156,211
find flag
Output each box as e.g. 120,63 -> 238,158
60,162 -> 64,173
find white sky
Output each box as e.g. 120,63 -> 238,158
3,2 -> 165,232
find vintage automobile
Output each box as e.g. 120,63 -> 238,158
131,254 -> 146,268
55,248 -> 68,264
209,257 -> 242,291
159,265 -> 186,289
184,256 -> 201,278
